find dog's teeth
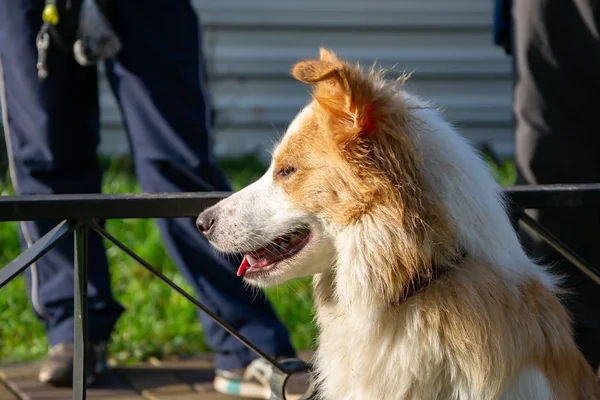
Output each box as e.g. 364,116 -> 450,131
247,255 -> 257,266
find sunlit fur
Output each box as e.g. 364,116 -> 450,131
200,48 -> 600,399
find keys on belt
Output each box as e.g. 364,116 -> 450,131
36,23 -> 51,80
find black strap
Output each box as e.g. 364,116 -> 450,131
399,247 -> 468,302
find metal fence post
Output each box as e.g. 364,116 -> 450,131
73,223 -> 88,400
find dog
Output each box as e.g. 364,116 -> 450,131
197,48 -> 600,399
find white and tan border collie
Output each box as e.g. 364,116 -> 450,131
197,49 -> 600,399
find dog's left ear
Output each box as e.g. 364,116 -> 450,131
291,48 -> 378,143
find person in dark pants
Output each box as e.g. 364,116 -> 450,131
494,0 -> 600,371
0,1 -> 307,397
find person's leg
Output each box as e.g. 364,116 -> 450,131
513,0 -> 600,369
103,0 -> 295,372
0,0 -> 123,385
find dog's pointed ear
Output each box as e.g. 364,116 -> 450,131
319,47 -> 340,63
290,48 -> 342,83
291,59 -> 341,85
291,50 -> 378,142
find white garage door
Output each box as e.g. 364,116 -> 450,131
98,0 -> 514,160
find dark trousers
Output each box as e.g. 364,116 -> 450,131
0,0 -> 295,370
513,0 -> 600,369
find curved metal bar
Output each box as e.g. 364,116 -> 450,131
268,358 -> 319,400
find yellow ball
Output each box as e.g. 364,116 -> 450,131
42,4 -> 60,26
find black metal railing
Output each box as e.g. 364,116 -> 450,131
1,183 -> 600,400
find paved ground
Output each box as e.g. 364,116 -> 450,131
0,352 -> 313,400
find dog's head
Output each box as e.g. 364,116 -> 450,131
197,49 -> 459,291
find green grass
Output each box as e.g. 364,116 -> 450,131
0,152 -> 515,364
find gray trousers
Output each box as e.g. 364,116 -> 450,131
513,0 -> 600,369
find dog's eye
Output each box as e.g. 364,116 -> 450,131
277,166 -> 296,178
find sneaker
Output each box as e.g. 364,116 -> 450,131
214,357 -> 313,399
38,341 -> 108,387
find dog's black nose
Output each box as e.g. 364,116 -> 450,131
196,209 -> 217,236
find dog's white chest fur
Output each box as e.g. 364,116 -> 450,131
312,282 -> 553,400
313,299 -> 457,400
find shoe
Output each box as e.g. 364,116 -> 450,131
38,341 -> 108,387
214,357 -> 312,399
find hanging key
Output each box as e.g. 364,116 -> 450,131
36,24 -> 50,80
36,2 -> 61,80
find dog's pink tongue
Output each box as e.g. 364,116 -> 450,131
237,256 -> 250,277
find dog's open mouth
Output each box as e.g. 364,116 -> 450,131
237,227 -> 311,277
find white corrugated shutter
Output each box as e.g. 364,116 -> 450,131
98,0 -> 513,160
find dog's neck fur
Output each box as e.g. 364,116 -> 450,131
315,217 -> 464,310
324,194 -> 461,304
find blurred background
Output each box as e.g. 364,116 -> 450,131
0,0 -> 515,366
101,0 -> 513,160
